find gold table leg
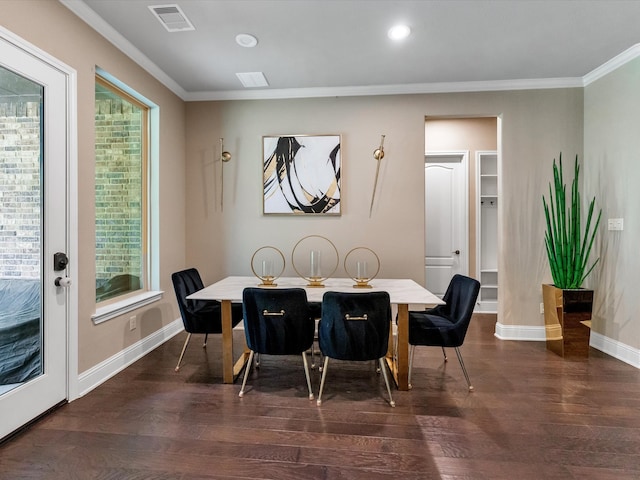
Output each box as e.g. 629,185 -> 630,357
221,300 -> 250,383
385,303 -> 410,391
233,348 -> 250,380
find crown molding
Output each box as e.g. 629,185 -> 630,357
582,43 -> 640,86
59,0 -> 187,100
186,77 -> 583,102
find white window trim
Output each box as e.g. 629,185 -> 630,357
91,290 -> 164,325
93,66 -> 161,324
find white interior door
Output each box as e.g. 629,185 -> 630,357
424,152 -> 468,297
0,32 -> 69,440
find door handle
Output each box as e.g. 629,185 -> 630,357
453,250 -> 460,255
55,276 -> 72,287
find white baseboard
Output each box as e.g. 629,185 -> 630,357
494,322 -> 546,341
494,321 -> 640,369
589,331 -> 640,369
75,318 -> 183,399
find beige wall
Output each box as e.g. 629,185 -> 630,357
584,57 -> 640,349
186,89 -> 583,330
3,1 -> 187,372
425,117 -> 498,277
10,0 -> 632,374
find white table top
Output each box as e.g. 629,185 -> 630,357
188,275 -> 443,306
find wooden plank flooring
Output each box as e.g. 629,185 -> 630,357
2,314 -> 640,479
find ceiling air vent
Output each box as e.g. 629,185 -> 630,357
236,72 -> 269,88
148,4 -> 195,32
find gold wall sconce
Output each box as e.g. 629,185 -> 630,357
369,134 -> 385,217
220,138 -> 231,210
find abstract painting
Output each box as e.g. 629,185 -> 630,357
263,135 -> 341,215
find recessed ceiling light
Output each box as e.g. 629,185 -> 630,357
388,24 -> 411,41
236,33 -> 258,48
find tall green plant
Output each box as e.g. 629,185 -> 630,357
542,154 -> 602,289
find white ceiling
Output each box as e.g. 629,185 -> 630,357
62,0 -> 640,101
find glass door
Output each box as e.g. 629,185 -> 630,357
0,64 -> 44,396
0,33 -> 69,440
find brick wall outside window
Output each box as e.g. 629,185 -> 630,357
95,96 -> 143,293
0,101 -> 41,279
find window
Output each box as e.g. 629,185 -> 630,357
94,75 -> 149,304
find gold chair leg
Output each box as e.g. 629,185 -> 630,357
379,357 -> 396,407
301,352 -> 314,400
442,346 -> 448,361
316,356 -> 330,406
454,347 -> 474,391
238,350 -> 255,397
175,333 -> 192,372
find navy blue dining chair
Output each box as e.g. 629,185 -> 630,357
407,274 -> 480,391
171,268 -> 243,372
316,291 -> 395,407
239,287 -> 315,399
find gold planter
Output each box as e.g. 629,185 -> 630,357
542,284 -> 593,358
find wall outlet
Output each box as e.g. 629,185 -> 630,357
129,315 -> 137,331
540,302 -> 544,314
607,218 -> 624,231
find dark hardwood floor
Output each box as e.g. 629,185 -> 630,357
2,314 -> 640,479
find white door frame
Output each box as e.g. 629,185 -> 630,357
424,151 -> 469,294
0,27 -> 78,406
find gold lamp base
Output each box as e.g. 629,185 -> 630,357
353,279 -> 372,288
307,277 -> 324,288
259,276 -> 277,287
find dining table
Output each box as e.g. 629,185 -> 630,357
187,275 -> 443,391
